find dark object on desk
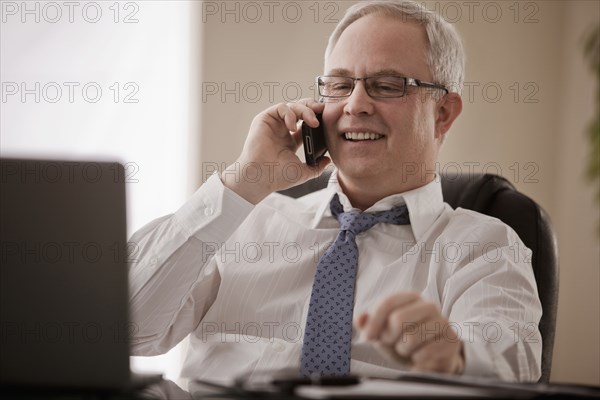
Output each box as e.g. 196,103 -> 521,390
279,171 -> 559,383
227,369 -> 600,399
233,367 -> 360,396
0,158 -> 161,392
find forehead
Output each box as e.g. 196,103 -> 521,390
325,14 -> 431,80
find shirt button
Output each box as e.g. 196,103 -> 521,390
204,206 -> 214,216
273,343 -> 285,352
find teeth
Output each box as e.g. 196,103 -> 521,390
344,132 -> 383,141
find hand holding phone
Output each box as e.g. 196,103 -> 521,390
301,113 -> 328,166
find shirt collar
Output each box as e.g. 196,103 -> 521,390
312,168 -> 445,241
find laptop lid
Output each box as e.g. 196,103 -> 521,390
0,158 -> 131,389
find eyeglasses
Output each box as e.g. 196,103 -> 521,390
317,75 -> 448,99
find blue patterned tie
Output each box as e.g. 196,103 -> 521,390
300,194 -> 410,376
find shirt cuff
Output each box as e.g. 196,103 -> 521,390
174,172 -> 255,242
461,338 -> 498,379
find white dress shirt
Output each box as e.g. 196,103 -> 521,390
129,170 -> 542,383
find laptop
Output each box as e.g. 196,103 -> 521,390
0,158 -> 161,392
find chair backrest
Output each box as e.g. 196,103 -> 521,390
279,171 -> 559,382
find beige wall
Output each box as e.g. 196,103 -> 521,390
552,0 -> 600,386
195,0 -> 600,385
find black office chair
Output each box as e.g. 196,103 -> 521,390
280,171 -> 559,383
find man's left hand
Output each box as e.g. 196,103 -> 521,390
355,291 -> 465,374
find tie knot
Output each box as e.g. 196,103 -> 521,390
330,194 -> 410,235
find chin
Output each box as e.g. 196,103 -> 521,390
336,161 -> 385,182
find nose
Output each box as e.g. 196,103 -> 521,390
342,80 -> 375,116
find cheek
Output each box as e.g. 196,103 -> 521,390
390,106 -> 435,156
323,103 -> 342,122
322,103 -> 343,138
412,110 -> 442,164
410,103 -> 436,141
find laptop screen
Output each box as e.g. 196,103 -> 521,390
1,158 -> 131,389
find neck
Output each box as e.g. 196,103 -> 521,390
337,172 -> 433,211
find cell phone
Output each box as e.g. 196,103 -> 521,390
301,113 -> 328,166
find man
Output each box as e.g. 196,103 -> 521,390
129,0 -> 542,383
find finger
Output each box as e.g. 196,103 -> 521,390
379,301 -> 440,346
363,292 -> 420,341
410,338 -> 464,374
284,101 -> 324,129
290,128 -> 303,149
354,313 -> 369,331
372,341 -> 412,366
393,315 -> 448,358
276,103 -> 301,132
285,107 -> 300,132
296,98 -> 325,117
302,100 -> 325,127
290,102 -> 322,128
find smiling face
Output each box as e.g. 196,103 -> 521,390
323,14 -> 449,201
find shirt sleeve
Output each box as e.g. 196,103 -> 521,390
128,172 -> 254,356
442,215 -> 543,382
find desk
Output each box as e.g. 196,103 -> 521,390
139,376 -> 600,400
3,376 -> 600,400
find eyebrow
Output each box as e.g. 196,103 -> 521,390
325,68 -> 407,77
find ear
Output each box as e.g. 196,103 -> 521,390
434,92 -> 462,141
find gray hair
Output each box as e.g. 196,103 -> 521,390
325,0 -> 465,93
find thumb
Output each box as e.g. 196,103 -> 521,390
354,313 -> 369,330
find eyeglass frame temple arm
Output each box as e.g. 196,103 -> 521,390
408,77 -> 449,94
